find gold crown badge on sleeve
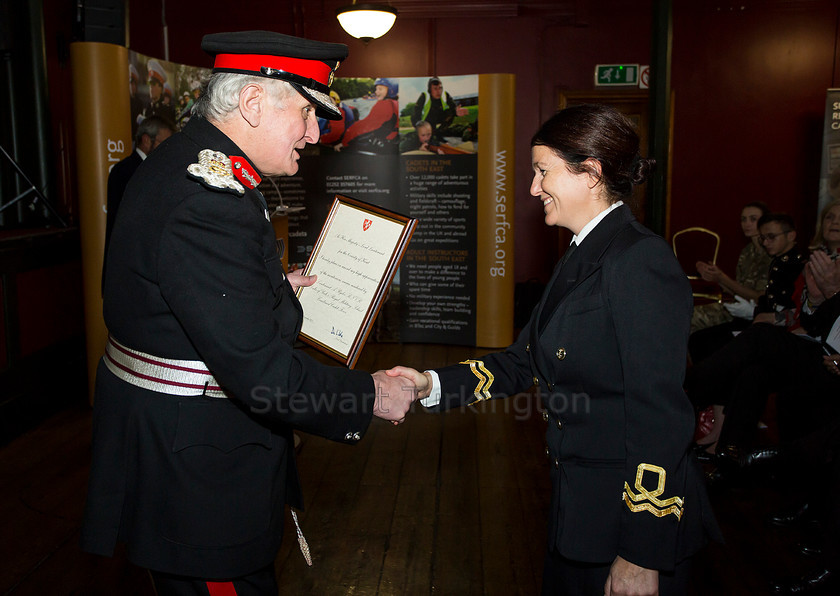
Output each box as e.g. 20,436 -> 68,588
622,463 -> 684,520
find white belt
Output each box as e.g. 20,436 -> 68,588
103,336 -> 228,398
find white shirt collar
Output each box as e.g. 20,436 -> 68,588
136,147 -> 148,160
571,201 -> 623,246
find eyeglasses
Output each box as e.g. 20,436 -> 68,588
759,231 -> 791,242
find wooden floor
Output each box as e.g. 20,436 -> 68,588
0,342 -> 822,595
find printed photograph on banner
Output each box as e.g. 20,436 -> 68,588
399,75 -> 478,155
127,50 -> 210,138
317,77 -> 400,154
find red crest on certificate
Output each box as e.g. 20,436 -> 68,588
297,195 -> 417,368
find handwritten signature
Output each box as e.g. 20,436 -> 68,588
331,326 -> 344,338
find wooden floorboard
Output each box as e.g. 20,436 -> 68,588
0,342 -> 822,595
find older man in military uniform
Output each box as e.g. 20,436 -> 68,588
81,31 -> 416,595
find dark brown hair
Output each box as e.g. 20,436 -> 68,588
531,104 -> 654,204
742,201 -> 770,217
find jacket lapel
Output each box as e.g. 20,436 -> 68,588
534,205 -> 635,335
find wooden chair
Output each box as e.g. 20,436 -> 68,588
672,227 -> 723,303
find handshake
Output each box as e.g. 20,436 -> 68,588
370,366 -> 435,425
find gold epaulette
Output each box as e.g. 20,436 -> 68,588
622,463 -> 684,520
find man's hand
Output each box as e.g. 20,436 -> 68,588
287,269 -> 316,292
823,354 -> 840,377
604,555 -> 658,596
723,295 -> 755,319
371,370 -> 417,425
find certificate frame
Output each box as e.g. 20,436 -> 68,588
296,195 -> 417,368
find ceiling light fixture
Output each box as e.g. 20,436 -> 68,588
336,2 -> 398,43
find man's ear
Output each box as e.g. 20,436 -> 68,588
239,83 -> 265,128
138,133 -> 153,153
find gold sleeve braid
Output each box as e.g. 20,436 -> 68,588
459,359 -> 494,402
622,463 -> 684,520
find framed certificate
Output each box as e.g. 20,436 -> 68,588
296,195 -> 417,368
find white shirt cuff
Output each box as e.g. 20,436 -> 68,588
420,369 -> 442,408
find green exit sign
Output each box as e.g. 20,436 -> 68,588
595,64 -> 639,86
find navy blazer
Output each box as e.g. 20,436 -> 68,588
434,205 -> 719,571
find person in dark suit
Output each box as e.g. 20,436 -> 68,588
81,31 -> 416,595
389,104 -> 720,596
104,115 -> 175,262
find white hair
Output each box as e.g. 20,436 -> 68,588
191,73 -> 297,122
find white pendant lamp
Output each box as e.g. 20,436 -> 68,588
336,2 -> 398,43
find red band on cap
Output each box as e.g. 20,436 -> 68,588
214,54 -> 332,86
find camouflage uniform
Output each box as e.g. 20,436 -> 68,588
691,242 -> 771,333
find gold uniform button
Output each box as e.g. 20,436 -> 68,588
533,376 -> 539,386
553,458 -> 560,469
542,411 -> 549,422
556,419 -> 563,430
525,343 -> 530,352
556,348 -> 566,360
544,446 -> 551,458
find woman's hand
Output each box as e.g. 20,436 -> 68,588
696,260 -> 725,283
605,555 -> 658,596
287,269 -> 317,292
385,366 -> 432,399
807,250 -> 840,302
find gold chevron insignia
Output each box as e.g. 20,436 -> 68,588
622,463 -> 684,520
459,359 -> 494,402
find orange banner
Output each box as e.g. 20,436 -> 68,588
70,42 -> 132,403
476,74 -> 516,347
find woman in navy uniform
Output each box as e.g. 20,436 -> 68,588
82,31 -> 415,595
390,104 -> 719,595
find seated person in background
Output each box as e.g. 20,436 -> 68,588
803,196 -> 840,263
334,78 -> 398,153
688,213 -> 805,453
690,212 -> 804,362
691,201 -> 770,333
318,90 -> 356,146
684,244 -> 840,464
689,201 -> 770,357
752,212 -> 806,321
399,120 -> 443,154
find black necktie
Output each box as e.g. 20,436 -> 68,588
560,242 -> 577,266
539,242 -> 577,332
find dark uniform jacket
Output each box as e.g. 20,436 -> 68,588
431,205 -> 720,571
104,149 -> 143,266
755,246 -> 806,315
81,116 -> 375,578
